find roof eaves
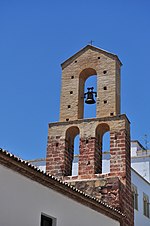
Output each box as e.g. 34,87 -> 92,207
131,140 -> 146,150
0,148 -> 125,221
131,167 -> 150,185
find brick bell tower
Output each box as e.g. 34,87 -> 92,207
46,45 -> 134,226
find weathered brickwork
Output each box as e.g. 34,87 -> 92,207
79,137 -> 101,175
46,45 -> 134,226
67,175 -> 133,226
69,177 -> 121,209
46,115 -> 128,176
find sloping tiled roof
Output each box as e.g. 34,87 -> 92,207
0,148 -> 125,222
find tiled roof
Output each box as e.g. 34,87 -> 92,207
0,148 -> 125,222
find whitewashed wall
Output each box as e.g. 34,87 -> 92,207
131,169 -> 150,226
131,157 -> 150,182
0,165 -> 120,226
131,141 -> 150,182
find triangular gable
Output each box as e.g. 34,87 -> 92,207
61,45 -> 122,69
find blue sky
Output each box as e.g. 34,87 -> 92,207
0,0 -> 150,160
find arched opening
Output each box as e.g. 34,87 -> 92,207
78,68 -> 97,119
65,126 -> 80,176
96,123 -> 110,174
72,134 -> 80,176
84,75 -> 97,118
102,131 -> 110,173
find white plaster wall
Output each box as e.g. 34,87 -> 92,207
131,159 -> 150,182
0,165 -> 120,226
102,159 -> 110,173
131,147 -> 137,157
131,170 -> 150,226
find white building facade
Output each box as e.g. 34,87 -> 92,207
29,140 -> 150,226
131,169 -> 150,226
0,150 -> 123,226
130,141 -> 150,226
1,140 -> 149,226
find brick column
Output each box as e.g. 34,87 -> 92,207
78,137 -> 102,176
110,129 -> 130,184
46,136 -> 64,176
110,124 -> 134,226
46,135 -> 75,177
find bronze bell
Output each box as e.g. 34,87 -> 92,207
84,87 -> 97,104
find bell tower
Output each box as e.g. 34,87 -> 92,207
59,45 -> 121,121
46,45 -> 134,226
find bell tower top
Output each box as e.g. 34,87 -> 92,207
60,45 -> 122,122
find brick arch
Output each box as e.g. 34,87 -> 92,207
96,123 -> 110,147
95,123 -> 110,173
65,126 -> 80,176
78,68 -> 97,119
66,126 -> 80,140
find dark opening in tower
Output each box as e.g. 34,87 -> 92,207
96,123 -> 110,174
78,68 -> 97,119
65,126 -> 80,176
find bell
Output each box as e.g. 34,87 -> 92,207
84,87 -> 97,104
85,91 -> 96,104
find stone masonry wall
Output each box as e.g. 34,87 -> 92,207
60,46 -> 121,121
69,177 -> 121,210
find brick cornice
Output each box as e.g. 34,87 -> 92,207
49,114 -> 130,128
